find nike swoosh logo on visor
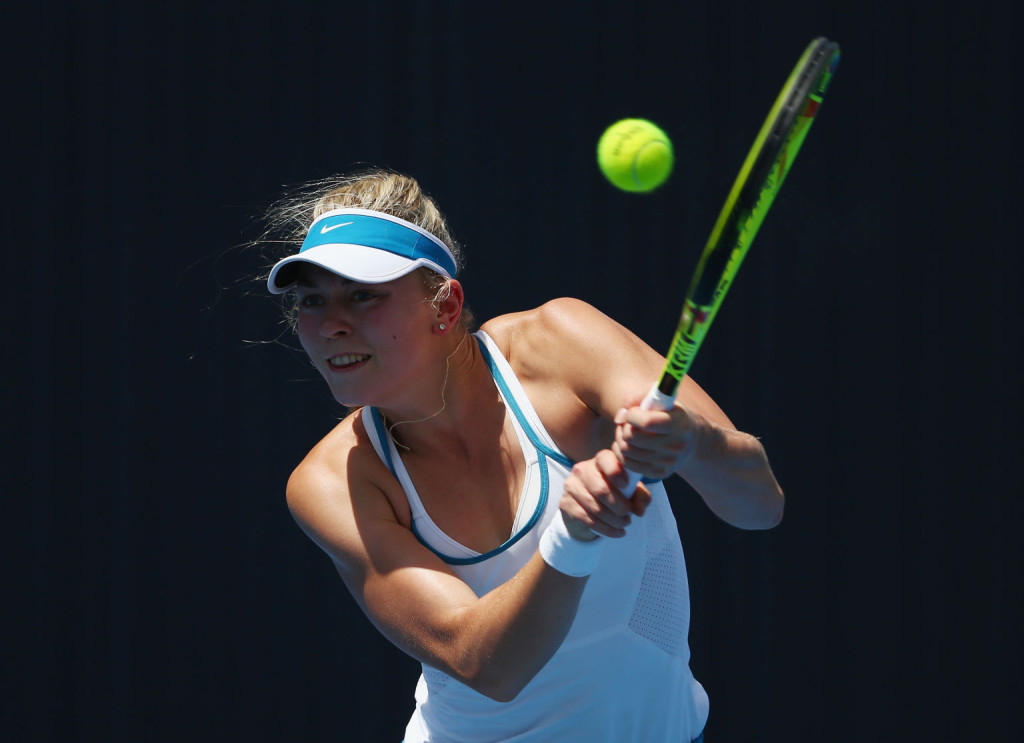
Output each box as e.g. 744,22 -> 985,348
320,221 -> 354,234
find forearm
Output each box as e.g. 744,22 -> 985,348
679,422 -> 784,529
436,552 -> 589,701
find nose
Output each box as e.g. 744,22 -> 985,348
318,307 -> 352,338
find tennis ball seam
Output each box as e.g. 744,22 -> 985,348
632,140 -> 671,189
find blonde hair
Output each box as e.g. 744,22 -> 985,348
259,169 -> 473,329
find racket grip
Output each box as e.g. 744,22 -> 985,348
622,384 -> 676,496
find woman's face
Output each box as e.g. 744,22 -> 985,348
293,264 -> 436,408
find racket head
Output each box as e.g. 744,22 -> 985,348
656,37 -> 841,397
735,38 -> 841,213
694,37 -> 840,306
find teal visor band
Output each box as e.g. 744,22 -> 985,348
267,208 -> 457,293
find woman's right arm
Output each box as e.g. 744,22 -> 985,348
286,424 -> 595,702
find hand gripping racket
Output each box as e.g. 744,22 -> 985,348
623,37 -> 841,493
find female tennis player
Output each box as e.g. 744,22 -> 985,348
263,170 -> 783,742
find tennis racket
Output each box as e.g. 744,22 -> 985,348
624,37 -> 841,493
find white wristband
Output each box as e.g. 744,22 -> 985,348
539,514 -> 604,577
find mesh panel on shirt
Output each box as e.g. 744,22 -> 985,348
627,497 -> 689,658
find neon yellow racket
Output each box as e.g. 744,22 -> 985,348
625,37 -> 840,492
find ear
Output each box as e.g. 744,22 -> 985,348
432,279 -> 465,334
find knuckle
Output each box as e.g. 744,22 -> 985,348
572,460 -> 601,482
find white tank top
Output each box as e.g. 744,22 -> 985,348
362,331 -> 708,742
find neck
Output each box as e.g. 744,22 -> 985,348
378,330 -> 494,452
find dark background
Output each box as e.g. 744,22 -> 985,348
3,1 -> 1020,741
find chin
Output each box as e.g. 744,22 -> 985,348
332,393 -> 364,409
328,385 -> 375,409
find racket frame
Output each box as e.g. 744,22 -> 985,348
624,37 -> 840,491
655,37 -> 841,400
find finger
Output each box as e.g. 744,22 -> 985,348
613,443 -> 677,483
565,466 -> 634,523
593,449 -> 629,491
613,428 -> 680,468
569,481 -> 630,521
629,482 -> 652,517
618,406 -> 676,434
562,456 -> 640,538
592,449 -> 655,519
590,504 -> 632,537
559,489 -> 630,539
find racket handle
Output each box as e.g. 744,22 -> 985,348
622,384 -> 676,496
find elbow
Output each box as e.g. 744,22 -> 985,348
753,486 -> 785,530
463,665 -> 533,703
440,605 -> 564,702
764,497 -> 784,529
481,682 -> 525,704
731,485 -> 784,530
451,652 -> 538,702
771,484 -> 785,526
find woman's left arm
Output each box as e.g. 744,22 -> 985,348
613,388 -> 784,530
506,297 -> 783,531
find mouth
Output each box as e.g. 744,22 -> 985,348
326,353 -> 371,371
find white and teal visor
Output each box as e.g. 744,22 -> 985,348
267,207 -> 457,294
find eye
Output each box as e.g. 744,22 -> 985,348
350,288 -> 378,302
297,292 -> 325,308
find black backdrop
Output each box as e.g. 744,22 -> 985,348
3,1 -> 1021,741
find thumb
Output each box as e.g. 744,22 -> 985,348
595,449 -> 629,490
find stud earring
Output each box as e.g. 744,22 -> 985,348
439,323 -> 446,331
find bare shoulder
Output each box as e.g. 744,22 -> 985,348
285,411 -> 410,576
485,298 -> 661,398
481,298 -> 733,444
480,299 -> 664,458
284,413 -> 497,678
286,411 -> 360,513
482,298 -> 654,377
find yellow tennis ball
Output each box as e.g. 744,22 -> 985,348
597,118 -> 674,193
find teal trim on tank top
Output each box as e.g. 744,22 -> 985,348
367,338 -> 556,565
475,336 -> 576,470
476,335 -> 660,486
368,335 -> 659,564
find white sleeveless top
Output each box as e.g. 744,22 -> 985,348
362,331 -> 708,742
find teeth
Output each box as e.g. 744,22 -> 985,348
329,354 -> 370,366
